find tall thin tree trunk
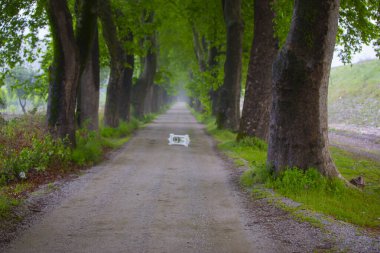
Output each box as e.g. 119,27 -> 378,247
119,34 -> 134,122
268,0 -> 341,177
238,0 -> 278,141
99,0 -> 125,127
18,96 -> 27,114
217,0 -> 243,131
76,0 -> 99,131
133,13 -> 157,119
46,0 -> 80,146
192,25 -> 207,72
189,25 -> 207,112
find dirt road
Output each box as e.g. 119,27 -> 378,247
4,102 -> 266,253
328,124 -> 380,162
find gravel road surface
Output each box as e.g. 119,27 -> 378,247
4,103 -> 263,253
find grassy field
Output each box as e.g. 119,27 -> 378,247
193,112 -> 380,228
329,59 -> 380,127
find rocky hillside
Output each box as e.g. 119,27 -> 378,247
329,59 -> 380,127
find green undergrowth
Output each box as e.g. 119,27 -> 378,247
72,113 -> 158,166
0,195 -> 20,217
191,109 -> 380,228
0,111 -> 160,217
0,115 -> 71,185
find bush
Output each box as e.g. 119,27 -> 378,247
101,118 -> 140,138
71,129 -> 103,166
140,113 -> 156,124
238,137 -> 268,151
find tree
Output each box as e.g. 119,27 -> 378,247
216,0 -> 243,131
337,0 -> 380,63
119,32 -> 134,122
182,0 -> 226,115
267,0 -> 341,177
99,0 -> 129,127
76,0 -> 100,131
238,0 -> 278,141
6,66 -> 39,114
45,0 -> 80,146
133,11 -> 157,118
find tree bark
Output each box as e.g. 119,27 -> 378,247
119,33 -> 134,122
99,0 -> 125,127
76,0 -> 99,131
133,12 -> 157,119
238,0 -> 278,141
267,0 -> 341,177
46,0 -> 80,146
216,0 -> 243,131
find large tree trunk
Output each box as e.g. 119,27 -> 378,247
46,0 -> 80,146
76,0 -> 99,131
237,0 -> 278,141
216,0 -> 243,131
133,13 -> 157,119
267,0 -> 341,177
152,85 -> 166,113
99,0 -> 125,127
119,34 -> 134,122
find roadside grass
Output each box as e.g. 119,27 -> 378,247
192,110 -> 380,228
70,112 -> 159,166
0,195 -> 20,217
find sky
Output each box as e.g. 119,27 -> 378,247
331,44 -> 378,67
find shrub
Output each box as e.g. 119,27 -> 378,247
100,118 -> 140,138
71,129 -> 103,166
238,137 -> 268,151
141,113 -> 156,124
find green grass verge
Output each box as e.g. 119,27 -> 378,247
73,113 -> 161,166
0,194 -> 20,217
192,109 -> 380,228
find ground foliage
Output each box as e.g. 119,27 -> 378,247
192,109 -> 380,228
0,108 -> 164,217
0,115 -> 70,186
